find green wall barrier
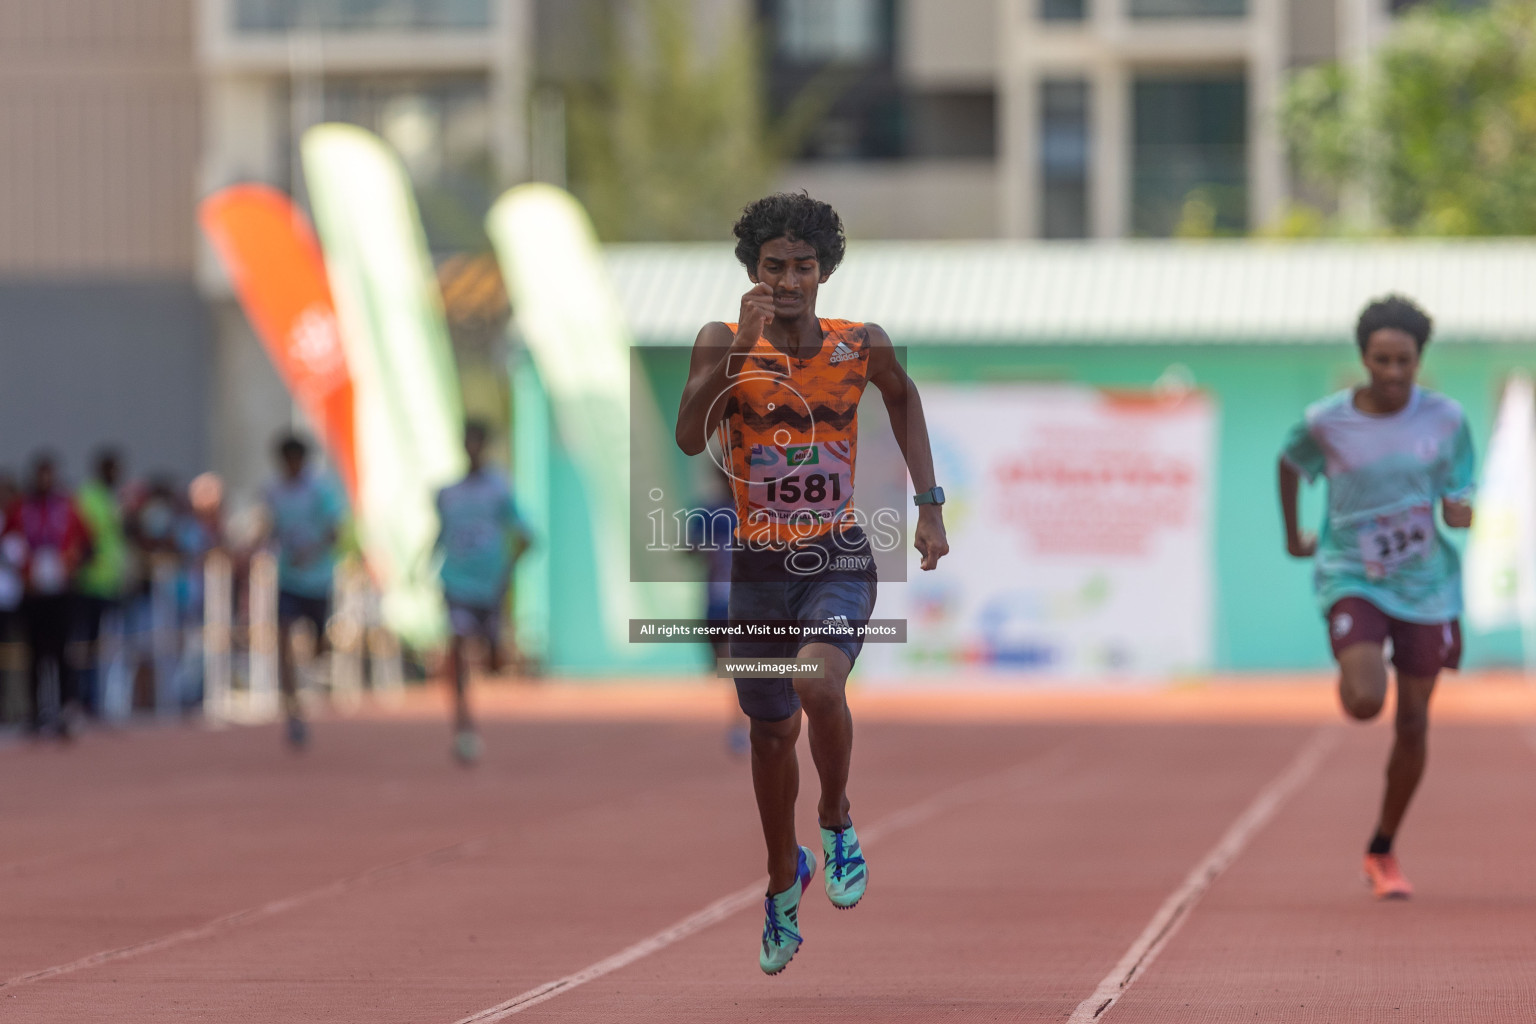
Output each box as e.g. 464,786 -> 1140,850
534,339 -> 1531,675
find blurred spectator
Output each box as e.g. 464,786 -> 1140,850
72,448 -> 128,716
127,476 -> 183,569
1,454 -> 89,737
434,419 -> 532,764
258,434 -> 345,749
179,472 -> 226,608
172,472 -> 227,707
0,471 -> 22,722
123,475 -> 185,711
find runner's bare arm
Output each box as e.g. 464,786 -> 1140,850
1278,459 -> 1316,557
1442,498 -> 1473,529
866,324 -> 949,571
675,285 -> 776,456
675,323 -> 737,456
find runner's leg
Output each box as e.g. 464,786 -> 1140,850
277,618 -> 300,720
448,633 -> 470,731
794,642 -> 853,830
1376,671 -> 1436,840
751,709 -> 803,893
484,614 -> 504,676
734,578 -> 803,891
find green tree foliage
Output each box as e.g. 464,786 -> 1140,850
565,0 -> 826,241
1281,0 -> 1536,235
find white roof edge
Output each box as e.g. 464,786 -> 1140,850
603,239 -> 1536,346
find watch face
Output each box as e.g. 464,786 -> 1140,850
932,486 -> 945,505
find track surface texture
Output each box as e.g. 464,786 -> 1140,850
4,677 -> 1536,1022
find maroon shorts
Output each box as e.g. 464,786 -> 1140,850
1327,597 -> 1462,677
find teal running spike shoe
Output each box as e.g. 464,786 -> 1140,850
820,823 -> 867,909
760,845 -> 816,975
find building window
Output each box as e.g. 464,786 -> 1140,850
761,0 -> 900,161
1127,0 -> 1246,17
1040,79 -> 1089,238
1132,76 -> 1247,236
288,76 -> 495,251
1040,0 -> 1087,22
234,0 -> 491,32
776,0 -> 886,61
908,91 -> 997,159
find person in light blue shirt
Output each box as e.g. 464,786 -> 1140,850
260,434 -> 346,749
1278,294 -> 1475,899
434,420 -> 531,763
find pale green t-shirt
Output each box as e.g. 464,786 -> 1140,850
1281,386 -> 1476,624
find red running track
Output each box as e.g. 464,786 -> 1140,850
3,681 -> 1535,1022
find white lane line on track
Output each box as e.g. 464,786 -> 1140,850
1066,723 -> 1340,1023
0,836 -> 490,991
451,745 -> 1080,1024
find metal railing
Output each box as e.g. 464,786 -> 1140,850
0,554 -> 405,729
204,552 -> 404,726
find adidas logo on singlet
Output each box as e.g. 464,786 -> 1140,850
828,341 -> 859,365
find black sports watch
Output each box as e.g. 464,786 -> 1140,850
913,486 -> 945,507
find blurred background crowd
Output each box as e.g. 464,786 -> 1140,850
0,447 -> 231,730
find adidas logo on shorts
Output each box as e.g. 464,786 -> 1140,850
828,341 -> 858,365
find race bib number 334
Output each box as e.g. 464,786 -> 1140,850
1358,505 -> 1435,579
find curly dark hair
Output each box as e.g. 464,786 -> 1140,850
732,192 -> 847,277
1356,294 -> 1433,353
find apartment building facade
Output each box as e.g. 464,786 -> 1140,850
0,0 -> 208,481
753,0 -> 1394,239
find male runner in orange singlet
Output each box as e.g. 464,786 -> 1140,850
675,192 -> 949,974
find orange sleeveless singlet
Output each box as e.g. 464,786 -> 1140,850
716,319 -> 871,546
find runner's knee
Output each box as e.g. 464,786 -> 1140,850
749,715 -> 799,757
1340,688 -> 1385,721
792,644 -> 854,709
793,677 -> 847,719
1337,648 -> 1387,720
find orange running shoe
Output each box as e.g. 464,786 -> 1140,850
1363,853 -> 1413,899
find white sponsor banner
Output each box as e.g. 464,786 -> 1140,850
863,383 -> 1215,682
303,123 -> 464,649
1463,374 -> 1536,636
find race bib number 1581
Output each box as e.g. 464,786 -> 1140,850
748,443 -> 851,525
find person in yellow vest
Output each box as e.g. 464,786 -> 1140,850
675,193 -> 949,975
72,448 -> 128,717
